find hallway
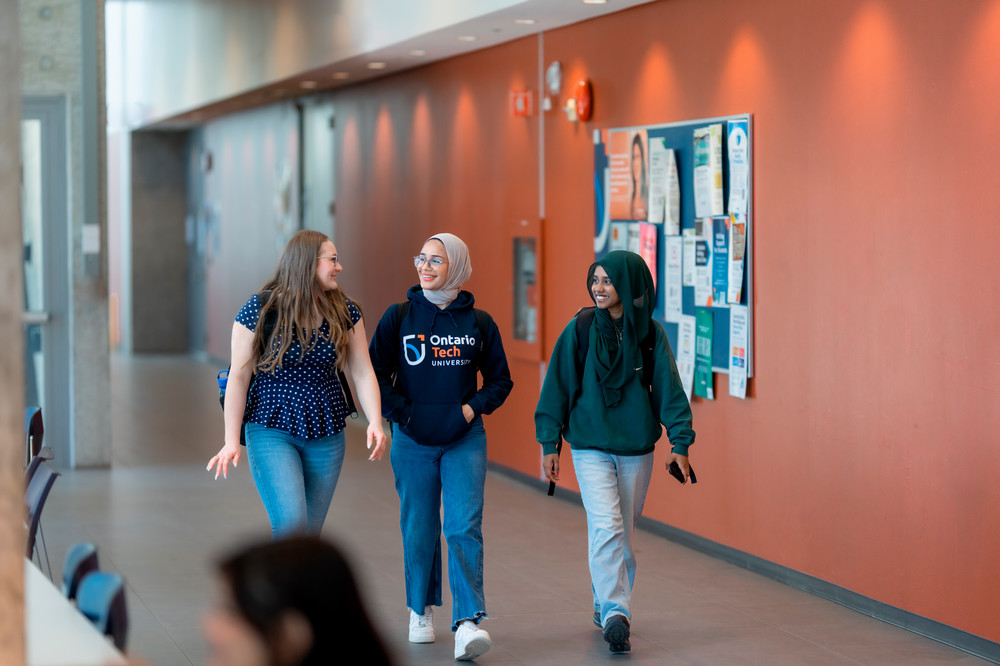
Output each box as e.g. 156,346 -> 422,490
35,354 -> 988,665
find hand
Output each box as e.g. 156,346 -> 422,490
462,404 -> 475,423
366,422 -> 387,461
207,442 -> 241,480
542,453 -> 560,484
666,452 -> 691,483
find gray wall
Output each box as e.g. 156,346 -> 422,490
131,131 -> 189,352
185,103 -> 301,360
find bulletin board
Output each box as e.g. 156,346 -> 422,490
593,114 -> 753,384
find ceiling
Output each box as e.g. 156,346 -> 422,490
146,0 -> 657,128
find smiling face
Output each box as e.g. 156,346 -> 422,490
591,265 -> 623,319
415,239 -> 449,291
314,240 -> 342,291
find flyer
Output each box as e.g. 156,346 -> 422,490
664,149 -> 681,235
664,235 -> 683,322
728,304 -> 748,399
626,222 -> 641,254
728,119 -> 749,215
676,314 -> 697,401
693,124 -> 724,218
682,228 -> 696,286
610,222 -> 630,251
608,129 -> 649,221
728,213 -> 746,304
646,138 -> 667,225
693,218 -> 713,307
712,216 -> 730,306
638,222 -> 658,289
694,309 -> 714,400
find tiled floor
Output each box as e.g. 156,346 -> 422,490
35,354 -> 991,665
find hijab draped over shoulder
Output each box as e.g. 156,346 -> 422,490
586,251 -> 656,407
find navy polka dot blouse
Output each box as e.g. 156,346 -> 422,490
236,293 -> 361,440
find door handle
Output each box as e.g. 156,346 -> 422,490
22,311 -> 51,325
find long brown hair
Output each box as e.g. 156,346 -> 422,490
249,230 -> 359,374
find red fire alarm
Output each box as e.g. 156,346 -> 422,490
574,79 -> 593,122
509,90 -> 534,117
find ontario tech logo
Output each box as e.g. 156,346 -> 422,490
403,334 -> 426,365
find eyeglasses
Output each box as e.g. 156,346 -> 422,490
413,255 -> 447,268
317,255 -> 340,265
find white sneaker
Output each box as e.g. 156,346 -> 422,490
408,606 -> 435,643
454,620 -> 491,661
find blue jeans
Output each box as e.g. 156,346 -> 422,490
390,420 -> 487,630
571,448 -> 654,626
245,423 -> 346,539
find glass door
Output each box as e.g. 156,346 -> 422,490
22,97 -> 71,464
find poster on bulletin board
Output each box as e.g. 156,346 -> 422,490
593,114 -> 753,389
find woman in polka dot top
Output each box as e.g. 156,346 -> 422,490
207,230 -> 387,538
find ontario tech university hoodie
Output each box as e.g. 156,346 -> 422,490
369,286 -> 513,447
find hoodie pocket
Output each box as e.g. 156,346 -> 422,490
401,403 -> 471,446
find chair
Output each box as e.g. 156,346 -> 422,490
24,460 -> 60,579
62,542 -> 100,602
24,446 -> 55,483
24,406 -> 44,466
76,571 -> 129,651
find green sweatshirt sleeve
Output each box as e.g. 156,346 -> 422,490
649,323 -> 696,456
534,320 -> 581,456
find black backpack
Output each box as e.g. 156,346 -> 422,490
217,291 -> 357,445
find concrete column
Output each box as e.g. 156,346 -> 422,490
0,2 -> 26,662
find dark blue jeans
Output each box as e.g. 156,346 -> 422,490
245,423 -> 346,539
390,419 -> 487,630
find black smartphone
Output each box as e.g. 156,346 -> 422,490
668,460 -> 697,484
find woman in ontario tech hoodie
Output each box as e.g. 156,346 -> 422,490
368,233 -> 513,662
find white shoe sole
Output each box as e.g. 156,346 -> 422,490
409,630 -> 435,644
455,635 -> 491,661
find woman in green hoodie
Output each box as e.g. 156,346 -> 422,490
534,250 -> 695,654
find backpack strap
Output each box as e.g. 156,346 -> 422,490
472,308 -> 489,354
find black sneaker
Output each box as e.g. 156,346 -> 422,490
603,614 -> 631,653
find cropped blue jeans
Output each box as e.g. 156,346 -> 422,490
245,423 -> 346,539
390,419 -> 487,631
571,448 -> 654,627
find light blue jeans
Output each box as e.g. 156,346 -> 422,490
245,423 -> 346,539
571,448 -> 654,627
390,420 -> 487,630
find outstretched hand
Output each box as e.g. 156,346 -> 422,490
207,442 -> 241,480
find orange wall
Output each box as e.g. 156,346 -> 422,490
332,0 -> 1000,643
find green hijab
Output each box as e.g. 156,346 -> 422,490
586,251 -> 656,407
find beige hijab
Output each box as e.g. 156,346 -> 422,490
422,233 -> 472,307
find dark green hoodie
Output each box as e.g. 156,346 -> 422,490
534,251 -> 695,457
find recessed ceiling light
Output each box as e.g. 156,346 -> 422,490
583,0 -> 608,4
457,35 -> 477,42
300,80 -> 318,89
515,19 -> 536,25
332,72 -> 350,80
367,61 -> 388,70
410,49 -> 426,57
